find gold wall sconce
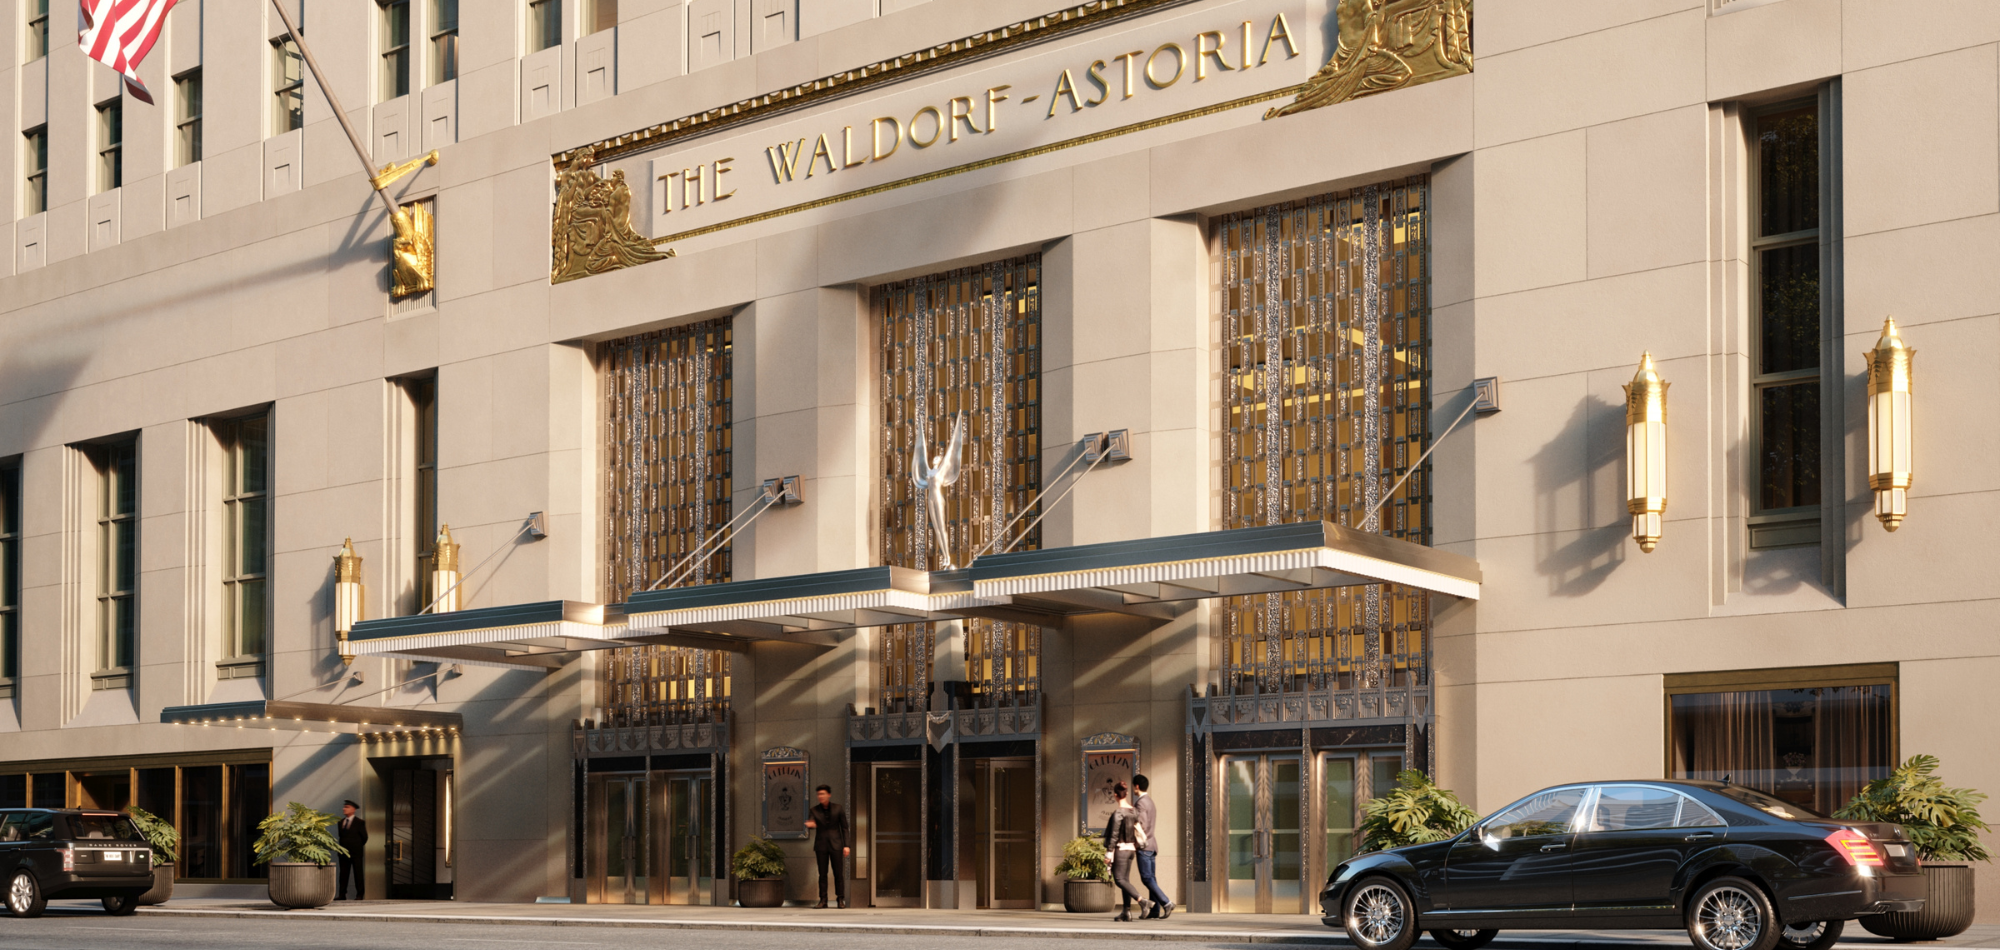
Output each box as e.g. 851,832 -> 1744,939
1867,317 -> 1915,531
334,538 -> 364,662
432,524 -> 463,613
1624,353 -> 1670,553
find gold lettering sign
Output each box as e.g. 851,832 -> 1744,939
1265,0 -> 1472,118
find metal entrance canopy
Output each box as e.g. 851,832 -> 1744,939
620,566 -> 1007,647
969,521 -> 1481,613
346,600 -> 628,669
159,699 -> 463,737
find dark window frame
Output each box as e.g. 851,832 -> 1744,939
1665,664 -> 1897,819
216,414 -> 271,677
91,439 -> 140,688
380,0 -> 411,100
429,0 -> 460,85
406,375 -> 439,611
26,0 -> 49,61
174,69 -> 203,166
528,0 -> 562,52
272,37 -> 305,134
0,460 -> 20,696
23,127 -> 48,216
96,98 -> 124,193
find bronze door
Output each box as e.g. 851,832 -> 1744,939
964,757 -> 1036,909
1219,754 -> 1304,914
588,773 -> 648,904
870,763 -> 923,907
658,771 -> 713,905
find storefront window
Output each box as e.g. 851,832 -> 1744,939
228,763 -> 270,879
181,765 -> 222,879
1669,682 -> 1893,817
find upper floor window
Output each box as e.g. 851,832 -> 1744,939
528,0 -> 562,52
0,461 -> 20,696
407,375 -> 439,608
272,37 -> 305,134
380,0 -> 411,101
217,414 -> 270,674
175,70 -> 203,166
1749,99 -> 1826,548
26,0 -> 49,61
96,99 -> 124,193
586,0 -> 617,34
429,0 -> 459,85
22,128 -> 47,216
93,440 -> 139,687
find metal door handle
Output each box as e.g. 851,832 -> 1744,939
1684,832 -> 1714,841
1539,843 -> 1566,852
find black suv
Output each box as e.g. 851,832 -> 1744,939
1,809 -> 154,917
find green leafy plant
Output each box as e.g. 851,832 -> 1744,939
1834,754 -> 1991,862
251,802 -> 349,868
126,806 -> 179,864
1358,769 -> 1478,854
1054,835 -> 1110,882
731,836 -> 787,881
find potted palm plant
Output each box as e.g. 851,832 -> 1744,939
732,836 -> 788,907
126,806 -> 178,905
1835,754 -> 1989,941
1056,835 -> 1113,913
252,802 -> 349,910
1358,769 -> 1479,853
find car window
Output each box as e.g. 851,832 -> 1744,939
0,814 -> 23,842
65,815 -> 142,841
1677,795 -> 1726,828
1711,785 -> 1821,821
23,814 -> 54,840
1592,785 -> 1680,831
1482,787 -> 1587,840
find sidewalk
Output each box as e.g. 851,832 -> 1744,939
118,899 -> 2000,948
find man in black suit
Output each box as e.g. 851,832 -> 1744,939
335,800 -> 367,900
804,785 -> 849,908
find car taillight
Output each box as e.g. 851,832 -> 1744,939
59,847 -> 74,871
1825,829 -> 1884,867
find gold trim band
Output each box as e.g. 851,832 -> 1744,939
554,0 -> 1205,171
651,85 -> 1298,245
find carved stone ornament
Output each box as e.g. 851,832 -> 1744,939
1266,0 -> 1472,119
390,202 -> 436,298
551,146 -> 675,284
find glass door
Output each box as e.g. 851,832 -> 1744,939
589,773 -> 647,904
660,771 -> 713,905
964,757 -> 1036,909
871,763 -> 923,907
1221,754 -> 1302,914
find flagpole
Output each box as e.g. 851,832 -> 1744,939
267,0 -> 397,218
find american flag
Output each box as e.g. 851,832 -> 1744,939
78,0 -> 181,104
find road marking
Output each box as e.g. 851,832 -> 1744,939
439,939 -> 605,947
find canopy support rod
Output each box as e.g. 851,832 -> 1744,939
645,480 -> 786,593
420,517 -> 542,615
1363,381 -> 1493,526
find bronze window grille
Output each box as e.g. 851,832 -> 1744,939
1214,179 -> 1432,696
876,257 -> 1042,712
600,319 -> 733,726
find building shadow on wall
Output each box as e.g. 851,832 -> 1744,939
1532,394 -> 1626,596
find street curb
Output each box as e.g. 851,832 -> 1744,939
131,907 -> 1348,943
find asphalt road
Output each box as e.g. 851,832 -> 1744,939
0,911 -> 1299,950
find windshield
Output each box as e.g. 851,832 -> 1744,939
1711,786 -> 1823,821
66,815 -> 142,841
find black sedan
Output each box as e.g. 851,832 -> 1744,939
1320,780 -> 1926,950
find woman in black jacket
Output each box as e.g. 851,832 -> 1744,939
1101,781 -> 1150,922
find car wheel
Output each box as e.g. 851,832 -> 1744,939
102,894 -> 141,916
1686,876 -> 1780,950
1429,929 -> 1499,950
1775,919 -> 1843,950
1344,877 -> 1420,950
6,870 -> 44,919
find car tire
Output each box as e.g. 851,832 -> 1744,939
1429,929 -> 1499,950
102,894 -> 141,916
1686,876 -> 1781,950
1343,877 -> 1420,950
6,870 -> 44,919
1775,919 -> 1843,950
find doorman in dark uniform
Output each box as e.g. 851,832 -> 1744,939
335,800 -> 367,900
805,785 -> 849,908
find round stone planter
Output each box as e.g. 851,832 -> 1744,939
137,863 -> 174,906
1063,878 -> 1114,914
1860,864 -> 1976,942
267,862 -> 337,910
737,878 -> 785,908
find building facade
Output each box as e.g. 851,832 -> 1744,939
1,0 -> 1995,917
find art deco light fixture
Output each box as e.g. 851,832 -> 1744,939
334,538 -> 364,662
1866,317 -> 1915,531
1624,353 -> 1670,553
432,524 -> 463,613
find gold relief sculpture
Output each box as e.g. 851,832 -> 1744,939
1266,0 -> 1471,118
390,202 -> 436,298
552,146 -> 675,284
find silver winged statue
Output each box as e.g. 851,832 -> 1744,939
912,413 -> 968,570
